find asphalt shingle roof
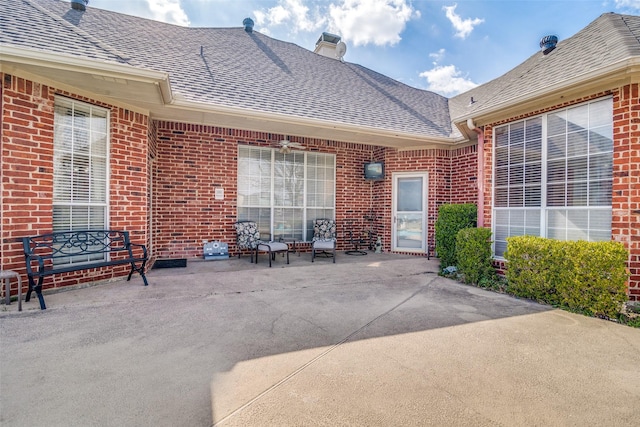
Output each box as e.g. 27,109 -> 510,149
2,1 -> 639,140
0,0 -> 455,139
449,12 -> 640,121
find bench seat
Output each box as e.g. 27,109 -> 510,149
23,230 -> 148,310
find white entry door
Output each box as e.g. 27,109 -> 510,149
392,173 -> 428,252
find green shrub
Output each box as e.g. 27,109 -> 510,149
504,236 -> 566,305
435,203 -> 476,268
456,227 -> 493,285
505,236 -> 629,317
557,240 -> 629,317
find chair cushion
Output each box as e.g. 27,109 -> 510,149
258,242 -> 288,252
235,221 -> 260,250
314,219 -> 336,240
313,240 -> 335,250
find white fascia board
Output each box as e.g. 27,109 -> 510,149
0,44 -> 173,103
168,97 -> 460,146
455,57 -> 640,127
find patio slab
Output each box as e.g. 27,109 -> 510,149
1,253 -> 639,426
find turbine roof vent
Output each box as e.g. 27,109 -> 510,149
540,35 -> 558,55
243,18 -> 254,33
71,0 -> 88,11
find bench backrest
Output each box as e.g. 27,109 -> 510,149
23,230 -> 132,266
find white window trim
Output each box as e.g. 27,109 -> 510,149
53,96 -> 110,232
492,97 -> 613,258
237,146 -> 336,242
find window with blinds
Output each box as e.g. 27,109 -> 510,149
237,146 -> 335,241
493,97 -> 613,257
52,97 -> 109,262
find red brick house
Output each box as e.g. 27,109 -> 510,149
1,0 -> 638,300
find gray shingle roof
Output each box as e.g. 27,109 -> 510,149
2,1 -> 639,141
0,0 -> 456,139
0,0 -> 131,63
449,12 -> 640,122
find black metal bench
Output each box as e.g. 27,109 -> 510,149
23,230 -> 148,310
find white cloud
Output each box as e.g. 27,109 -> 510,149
429,48 -> 446,63
329,0 -> 419,46
419,65 -> 477,96
253,0 -> 326,33
614,0 -> 640,10
253,0 -> 418,47
88,0 -> 190,25
443,3 -> 483,39
147,0 -> 190,26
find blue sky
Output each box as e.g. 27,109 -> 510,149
86,0 -> 640,96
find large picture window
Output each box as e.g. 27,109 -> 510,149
493,98 -> 613,257
53,97 -> 109,244
237,146 -> 335,241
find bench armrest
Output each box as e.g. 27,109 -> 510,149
24,254 -> 45,276
128,242 -> 148,260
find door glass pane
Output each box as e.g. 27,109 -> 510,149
397,178 -> 422,212
396,213 -> 423,248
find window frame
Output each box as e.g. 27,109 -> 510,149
52,96 -> 110,264
237,145 -> 336,242
492,97 -> 613,258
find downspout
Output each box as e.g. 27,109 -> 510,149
466,119 -> 485,227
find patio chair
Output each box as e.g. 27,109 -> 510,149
234,220 -> 289,267
311,218 -> 337,263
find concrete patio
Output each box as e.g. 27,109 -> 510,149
1,253 -> 639,426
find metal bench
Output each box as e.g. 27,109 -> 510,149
23,230 -> 148,310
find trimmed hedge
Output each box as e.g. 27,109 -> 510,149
435,203 -> 476,268
456,227 -> 493,285
505,236 -> 629,317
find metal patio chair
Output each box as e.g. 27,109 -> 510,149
234,220 -> 289,267
311,218 -> 337,263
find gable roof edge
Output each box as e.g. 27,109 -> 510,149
454,56 -> 640,129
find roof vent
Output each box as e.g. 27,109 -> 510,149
243,18 -> 254,33
70,0 -> 88,11
540,35 -> 558,55
314,32 -> 345,60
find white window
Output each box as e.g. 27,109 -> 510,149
493,98 -> 613,257
53,97 -> 109,233
237,146 -> 335,241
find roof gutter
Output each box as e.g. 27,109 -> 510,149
0,45 -> 173,104
455,56 -> 640,127
168,97 -> 467,148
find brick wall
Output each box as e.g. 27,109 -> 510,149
152,122 -> 239,259
152,122 -> 479,258
152,122 -> 384,257
482,86 -> 640,300
1,73 -> 150,296
612,84 -> 640,300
